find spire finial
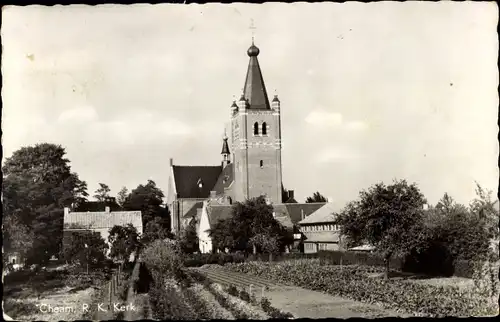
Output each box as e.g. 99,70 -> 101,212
250,19 -> 256,44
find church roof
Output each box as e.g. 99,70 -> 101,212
182,201 -> 204,219
212,163 -> 234,195
243,43 -> 271,110
172,165 -> 223,199
298,202 -> 342,225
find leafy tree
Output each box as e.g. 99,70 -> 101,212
116,186 -> 129,207
141,217 -> 174,246
93,183 -> 111,202
306,191 -> 328,203
209,219 -> 235,253
2,143 -> 88,264
123,180 -> 171,231
209,196 -> 287,254
2,215 -> 33,267
63,231 -> 108,267
108,224 -> 141,264
179,219 -> 199,254
337,179 -> 427,278
469,182 -> 498,240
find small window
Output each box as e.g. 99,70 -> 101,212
262,122 -> 267,135
254,122 -> 259,135
260,160 -> 263,168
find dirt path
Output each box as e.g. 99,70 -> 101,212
122,262 -> 152,320
195,266 -> 410,319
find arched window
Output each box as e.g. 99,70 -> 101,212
260,160 -> 263,168
262,122 -> 267,135
254,122 -> 259,135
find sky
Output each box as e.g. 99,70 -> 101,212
2,2 -> 498,207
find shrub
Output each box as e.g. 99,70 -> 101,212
227,284 -> 239,297
239,289 -> 251,302
142,240 -> 186,281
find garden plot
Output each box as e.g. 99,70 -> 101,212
196,265 -> 404,318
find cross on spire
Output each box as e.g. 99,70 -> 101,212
249,19 -> 256,44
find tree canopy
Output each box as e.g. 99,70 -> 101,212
93,183 -> 111,202
63,231 -> 108,266
209,196 -> 289,254
2,143 -> 89,264
179,219 -> 199,254
123,180 -> 170,230
116,186 -> 129,207
306,191 -> 328,203
108,224 -> 141,263
336,179 -> 427,277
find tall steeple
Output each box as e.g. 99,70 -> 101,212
221,129 -> 230,168
243,42 -> 271,110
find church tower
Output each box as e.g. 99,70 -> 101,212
231,42 -> 283,204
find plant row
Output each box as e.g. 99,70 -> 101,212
223,261 -> 499,317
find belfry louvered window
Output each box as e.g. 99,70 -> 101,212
262,122 -> 267,135
254,122 -> 259,135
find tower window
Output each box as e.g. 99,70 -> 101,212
260,160 -> 263,168
262,122 -> 267,136
253,122 -> 259,135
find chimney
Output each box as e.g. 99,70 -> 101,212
288,190 -> 294,200
105,206 -> 110,213
210,191 -> 217,199
64,207 -> 70,216
170,158 -> 173,166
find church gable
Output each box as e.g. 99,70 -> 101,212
172,165 -> 223,198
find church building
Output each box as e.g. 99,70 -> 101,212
167,41 -> 329,251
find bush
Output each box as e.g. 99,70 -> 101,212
142,240 -> 186,281
183,252 -> 246,267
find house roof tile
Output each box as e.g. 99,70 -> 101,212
63,211 -> 143,230
298,202 -> 342,224
285,203 -> 326,224
207,205 -> 233,228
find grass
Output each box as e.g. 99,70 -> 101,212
3,265 -> 111,321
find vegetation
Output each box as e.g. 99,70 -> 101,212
224,261 -> 498,317
93,183 -> 111,202
3,143 -> 89,265
116,186 -> 129,207
305,191 -> 328,203
108,224 -> 141,264
122,180 -> 171,237
208,196 -> 290,254
63,231 -> 108,267
336,179 -> 427,278
179,219 -> 199,254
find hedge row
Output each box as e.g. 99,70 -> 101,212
185,250 -> 496,279
223,261 -> 498,317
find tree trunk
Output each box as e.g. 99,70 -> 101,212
253,244 -> 257,255
384,255 -> 391,279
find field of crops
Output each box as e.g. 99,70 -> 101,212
221,260 -> 499,317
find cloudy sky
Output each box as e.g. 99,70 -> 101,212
2,2 -> 498,206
